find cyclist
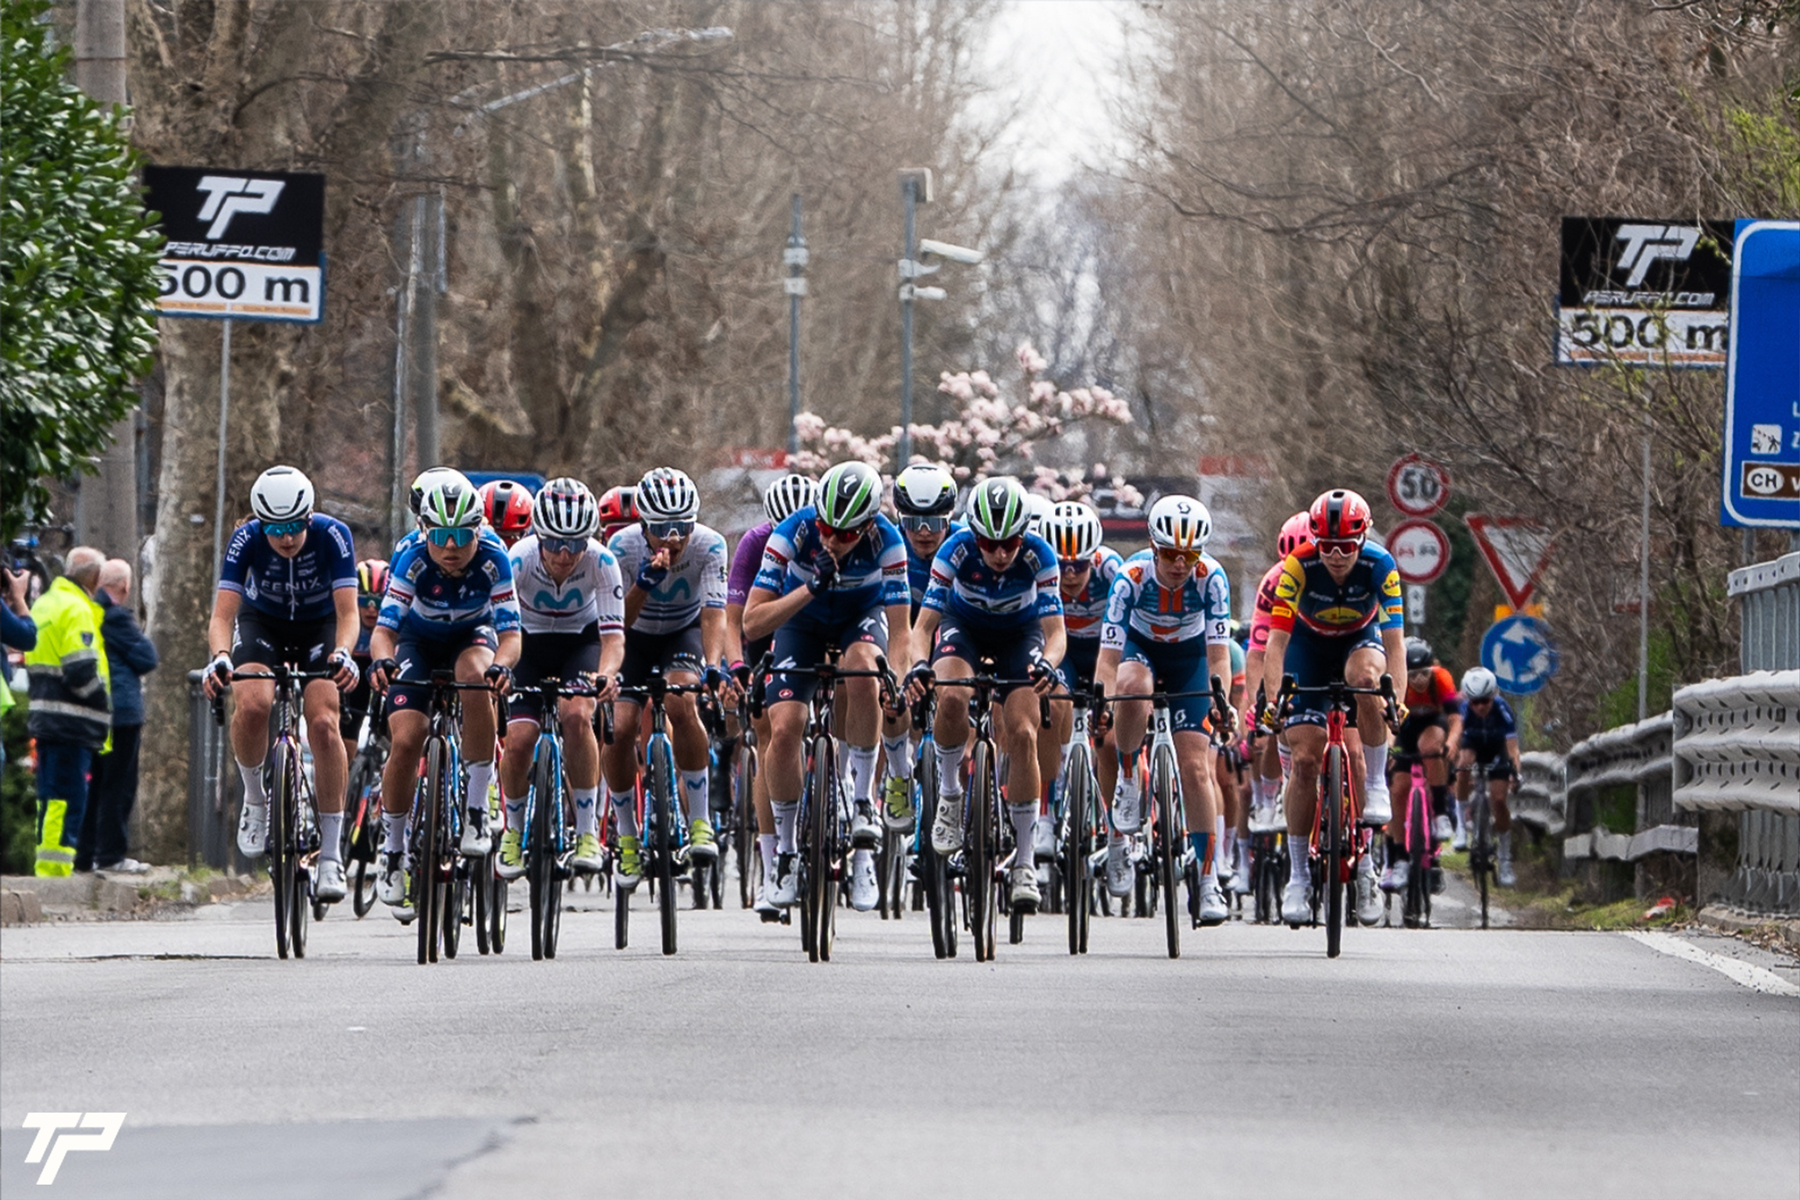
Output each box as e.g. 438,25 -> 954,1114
888,463 -> 961,838
723,472 -> 816,915
1244,511 -> 1310,833
1043,500 -> 1123,862
1217,630 -> 1251,891
497,479 -> 625,878
597,485 -> 638,543
1261,489 -> 1406,928
367,471 -> 521,917
744,461 -> 912,911
478,478 -> 535,548
1095,495 -> 1235,923
914,475 -> 1064,911
1455,666 -> 1520,886
1022,491 -> 1056,539
338,558 -> 389,767
602,467 -> 729,885
203,467 -> 361,903
1381,636 -> 1461,894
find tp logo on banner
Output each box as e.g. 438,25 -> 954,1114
21,1113 -> 125,1185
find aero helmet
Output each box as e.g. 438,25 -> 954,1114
479,479 -> 535,543
893,463 -> 957,517
250,466 -> 314,524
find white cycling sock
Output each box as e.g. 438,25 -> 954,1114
1288,833 -> 1310,882
503,793 -> 526,836
1363,743 -> 1388,792
1215,815 -> 1227,865
774,801 -> 799,855
381,811 -> 407,854
845,744 -> 878,804
573,787 -> 600,836
1260,774 -> 1282,805
610,788 -> 639,839
679,769 -> 709,824
238,761 -> 268,808
881,733 -> 912,779
759,833 -> 779,873
936,741 -> 967,795
465,761 -> 494,813
1009,804 -> 1037,863
318,812 -> 343,863
1276,742 -> 1292,779
1222,825 -> 1237,864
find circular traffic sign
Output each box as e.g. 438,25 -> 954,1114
1387,518 -> 1451,584
1386,454 -> 1451,517
1479,615 -> 1558,695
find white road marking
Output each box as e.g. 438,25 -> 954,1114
1622,931 -> 1800,997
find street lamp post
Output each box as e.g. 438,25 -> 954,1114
785,194 -> 807,454
896,170 -> 983,466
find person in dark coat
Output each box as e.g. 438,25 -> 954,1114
80,558 -> 158,873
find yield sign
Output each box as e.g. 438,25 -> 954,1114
1464,515 -> 1552,610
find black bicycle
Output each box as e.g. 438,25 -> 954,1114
611,670 -> 707,956
514,675 -> 599,960
405,671 -> 501,965
1052,683 -> 1106,955
1462,758 -> 1498,930
911,688 -> 956,959
341,695 -> 388,919
213,664 -> 334,960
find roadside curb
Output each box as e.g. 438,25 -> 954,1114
0,870 -> 260,923
1697,904 -> 1800,952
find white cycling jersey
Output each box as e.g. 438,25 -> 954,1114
608,523 -> 729,636
508,534 -> 626,636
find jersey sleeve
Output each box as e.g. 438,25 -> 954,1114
1497,698 -> 1519,737
921,535 -> 961,615
379,546 -> 421,630
754,516 -> 800,595
482,547 -> 520,634
727,528 -> 768,607
217,523 -> 256,595
594,546 -> 625,636
1029,540 -> 1062,618
877,522 -> 910,608
702,533 -> 728,609
1370,547 -> 1405,631
1203,563 -> 1232,645
1267,556 -> 1304,634
1101,565 -> 1138,649
324,518 -> 357,591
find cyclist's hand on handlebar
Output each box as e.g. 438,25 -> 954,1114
202,652 -> 233,699
483,663 -> 513,693
1215,702 -> 1239,740
368,657 -> 398,693
590,673 -> 619,704
326,648 -> 359,692
1387,699 -> 1409,732
903,660 -> 934,704
1028,650 -> 1059,696
1256,703 -> 1282,736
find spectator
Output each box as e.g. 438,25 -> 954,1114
2,565 -> 38,773
25,547 -> 111,876
79,558 -> 158,874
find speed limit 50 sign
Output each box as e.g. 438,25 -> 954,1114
1386,455 -> 1450,518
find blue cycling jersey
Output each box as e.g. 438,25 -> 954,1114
904,520 -> 964,607
1102,550 -> 1232,648
218,514 -> 357,622
922,528 -> 1062,630
1061,545 -> 1126,641
1460,696 -> 1518,746
378,529 -> 521,639
754,507 -> 909,628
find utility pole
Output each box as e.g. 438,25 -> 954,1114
74,0 -> 138,562
784,195 -> 807,454
897,170 -> 932,465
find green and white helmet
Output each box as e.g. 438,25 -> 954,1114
418,470 -> 483,528
815,461 -> 883,529
966,476 -> 1030,540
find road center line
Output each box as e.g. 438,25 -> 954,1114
1622,931 -> 1800,997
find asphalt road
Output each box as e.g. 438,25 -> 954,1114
2,885 -> 1796,1200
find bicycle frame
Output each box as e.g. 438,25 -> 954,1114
931,670 -> 1030,963
612,669 -> 703,957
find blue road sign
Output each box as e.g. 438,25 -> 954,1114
1480,616 -> 1558,696
1722,220 -> 1800,528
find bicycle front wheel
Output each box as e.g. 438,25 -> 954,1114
736,745 -> 757,909
969,740 -> 998,962
1323,745 -> 1345,959
1064,745 -> 1093,956
1476,781 -> 1494,930
650,740 -> 679,956
807,735 -> 839,962
270,745 -> 295,960
1152,744 -> 1182,959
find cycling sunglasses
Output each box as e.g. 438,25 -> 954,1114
818,521 -> 867,543
975,534 -> 1023,554
425,525 -> 476,549
1316,537 -> 1363,558
901,514 -> 948,535
1059,557 -> 1091,574
1154,546 -> 1202,565
539,536 -> 585,555
262,519 -> 307,538
644,519 -> 695,540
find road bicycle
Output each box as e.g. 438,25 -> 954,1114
514,675 -> 599,960
911,688 -> 957,959
1053,683 -> 1106,956
340,694 -> 388,919
1274,673 -> 1398,959
611,670 -> 706,956
729,656 -> 769,910
1462,758 -> 1499,929
1242,712 -> 1288,925
212,663 -> 333,959
404,671 -> 500,966
1388,758 -> 1436,929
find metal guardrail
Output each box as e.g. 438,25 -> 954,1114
185,669 -> 245,873
1513,751 -> 1566,835
1673,669 -> 1800,916
1729,551 -> 1799,673
1560,712 -> 1692,863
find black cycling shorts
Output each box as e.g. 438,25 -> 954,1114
1396,710 -> 1450,757
232,610 -> 335,672
762,610 -> 889,708
931,616 -> 1044,701
386,625 -> 500,715
618,621 -> 704,693
510,625 -> 602,724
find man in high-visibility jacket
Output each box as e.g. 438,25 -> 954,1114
26,547 -> 112,876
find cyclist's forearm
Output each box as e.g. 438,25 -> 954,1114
1261,628 -> 1289,706
885,604 -> 912,670
1095,646 -> 1122,692
742,587 -> 809,641
206,590 -> 240,657
369,626 -> 397,662
598,632 -> 624,679
1208,642 -> 1231,694
1380,627 -> 1406,687
910,608 -> 942,665
494,630 -> 521,669
722,603 -> 746,663
332,587 -> 358,653
700,607 -> 726,665
623,587 -> 649,629
1039,615 -> 1066,667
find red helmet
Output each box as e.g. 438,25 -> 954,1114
596,485 -> 638,533
1308,489 -> 1372,542
1276,511 -> 1312,559
479,479 -> 535,545
356,558 -> 390,601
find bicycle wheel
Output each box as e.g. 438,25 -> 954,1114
1475,780 -> 1493,930
490,867 -> 508,953
474,849 -> 491,955
444,859 -> 466,958
1323,745 -> 1345,959
528,752 -> 552,960
969,740 -> 998,962
736,744 -> 757,909
807,735 -> 839,962
1152,744 -> 1182,959
1064,745 -> 1092,956
416,739 -> 447,965
650,740 -> 679,956
918,742 -> 950,960
270,742 -> 295,960
1406,793 -> 1430,930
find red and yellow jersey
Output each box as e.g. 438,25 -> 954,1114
1268,542 -> 1403,637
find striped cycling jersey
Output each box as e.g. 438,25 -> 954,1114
379,529 -> 520,638
609,524 -> 729,636
1059,545 -> 1126,641
922,528 -> 1062,630
1247,561 -> 1284,652
508,534 -> 625,636
754,507 -> 909,627
1267,542 -> 1404,636
1101,550 -> 1231,648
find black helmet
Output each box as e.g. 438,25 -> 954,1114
1404,637 -> 1433,671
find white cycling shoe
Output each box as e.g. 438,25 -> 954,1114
1281,872 -> 1312,926
1112,785 -> 1142,834
1105,835 -> 1134,897
1360,778 -> 1392,826
1432,814 -> 1454,843
1229,844 -> 1253,895
849,850 -> 878,911
1355,855 -> 1383,925
1380,860 -> 1410,894
1197,876 -> 1228,925
770,853 -> 800,908
930,794 -> 965,855
236,802 -> 267,859
459,807 -> 492,857
376,850 -> 412,920
850,803 -> 881,850
314,858 -> 347,903
754,862 -> 781,919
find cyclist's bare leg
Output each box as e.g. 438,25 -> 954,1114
1175,729 -> 1219,870
227,673 -> 275,772
752,711 -> 775,838
930,652 -> 974,762
453,644 -> 498,819
558,695 -> 600,789
1109,659 -> 1154,776
1000,685 -> 1042,810
1488,776 -> 1512,833
601,701 -> 641,794
1096,725 -> 1119,797
500,715 -> 539,798
381,709 -> 428,819
1346,645 -> 1388,809
838,641 -> 883,804
762,699 -> 809,856
1282,722 -> 1326,841
1453,748 -> 1475,803
301,678 -> 347,814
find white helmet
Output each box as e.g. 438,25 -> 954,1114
250,466 -> 314,524
409,466 -> 464,517
1023,492 -> 1056,537
1461,666 -> 1499,700
636,467 -> 700,522
533,478 -> 600,540
763,474 -> 816,524
1147,494 -> 1211,552
893,463 -> 957,517
1046,501 -> 1103,560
